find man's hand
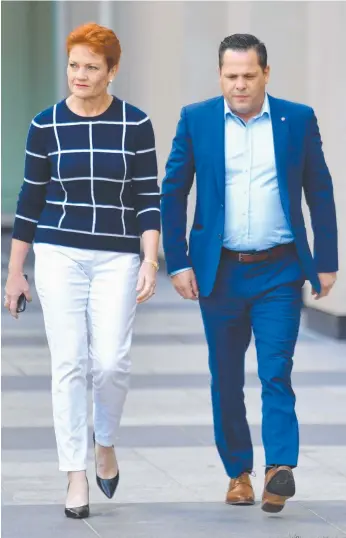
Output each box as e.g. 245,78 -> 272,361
171,269 -> 199,300
311,272 -> 337,300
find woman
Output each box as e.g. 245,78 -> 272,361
4,23 -> 161,519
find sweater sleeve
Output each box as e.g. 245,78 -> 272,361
12,121 -> 50,243
131,117 -> 161,234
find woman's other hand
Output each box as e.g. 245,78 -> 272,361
136,260 -> 158,304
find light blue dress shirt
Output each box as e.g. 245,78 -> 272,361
170,93 -> 293,276
223,93 -> 293,251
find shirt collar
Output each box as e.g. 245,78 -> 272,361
224,93 -> 270,119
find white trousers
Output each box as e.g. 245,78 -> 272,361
34,243 -> 140,471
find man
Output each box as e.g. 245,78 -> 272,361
161,34 -> 338,513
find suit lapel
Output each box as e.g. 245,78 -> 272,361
268,95 -> 291,219
210,97 -> 226,202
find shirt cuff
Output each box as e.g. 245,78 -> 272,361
170,267 -> 192,276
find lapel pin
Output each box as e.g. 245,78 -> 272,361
281,116 -> 286,121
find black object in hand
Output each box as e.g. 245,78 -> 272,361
16,274 -> 28,313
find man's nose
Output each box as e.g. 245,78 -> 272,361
235,78 -> 246,91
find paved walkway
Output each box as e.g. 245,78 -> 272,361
2,234 -> 346,537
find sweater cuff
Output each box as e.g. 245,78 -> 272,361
138,209 -> 161,235
12,217 -> 37,244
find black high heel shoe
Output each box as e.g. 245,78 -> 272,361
93,432 -> 119,499
64,477 -> 90,519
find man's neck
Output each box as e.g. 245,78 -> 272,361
226,94 -> 266,123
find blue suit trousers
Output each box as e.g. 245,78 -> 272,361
199,246 -> 305,478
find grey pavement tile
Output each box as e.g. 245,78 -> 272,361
3,385 -> 346,428
1,346 -> 211,377
0,373 -> 213,391
3,343 -> 346,377
3,502 -> 346,538
1,447 -> 142,463
2,371 -> 346,392
300,447 -> 346,477
136,300 -> 201,311
2,447 -> 345,505
2,231 -> 346,538
91,502 -> 346,538
1,485 -> 15,505
0,299 -> 200,317
0,329 -> 320,347
1,425 -> 207,450
301,501 -> 346,533
0,294 -> 200,311
1,505 -> 97,538
1,333 -> 208,347
1,362 -> 24,376
2,424 -> 346,451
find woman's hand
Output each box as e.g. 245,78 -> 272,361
136,260 -> 158,304
4,272 -> 31,319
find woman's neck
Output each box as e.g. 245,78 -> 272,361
66,93 -> 113,117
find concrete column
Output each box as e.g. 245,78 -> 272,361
302,2 -> 346,336
55,0 -> 69,99
249,1 -> 307,102
1,2 -> 32,216
225,2 -> 307,101
181,2 -> 228,105
180,2 -> 229,232
2,1 -> 55,218
55,1 -> 100,99
108,2 -> 186,256
109,1 -> 185,184
109,1 -> 229,245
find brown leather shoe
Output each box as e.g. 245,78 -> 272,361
226,473 -> 255,505
262,466 -> 295,513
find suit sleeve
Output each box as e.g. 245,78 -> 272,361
303,110 -> 338,273
161,107 -> 195,274
12,121 -> 50,243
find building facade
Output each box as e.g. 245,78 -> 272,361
2,1 -> 345,337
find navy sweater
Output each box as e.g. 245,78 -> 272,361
12,96 -> 161,253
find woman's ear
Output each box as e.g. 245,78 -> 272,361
109,63 -> 119,83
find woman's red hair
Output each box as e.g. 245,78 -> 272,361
66,23 -> 121,70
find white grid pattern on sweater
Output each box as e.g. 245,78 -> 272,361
120,100 -> 127,235
52,104 -> 67,229
47,149 -> 136,157
89,122 -> 96,234
19,104 -> 160,238
45,200 -> 134,210
32,116 -> 150,129
36,225 -> 139,239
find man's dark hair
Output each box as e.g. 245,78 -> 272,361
218,34 -> 267,70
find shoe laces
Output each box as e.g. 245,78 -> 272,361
233,470 -> 256,487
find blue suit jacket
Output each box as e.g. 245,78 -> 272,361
161,95 -> 338,296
